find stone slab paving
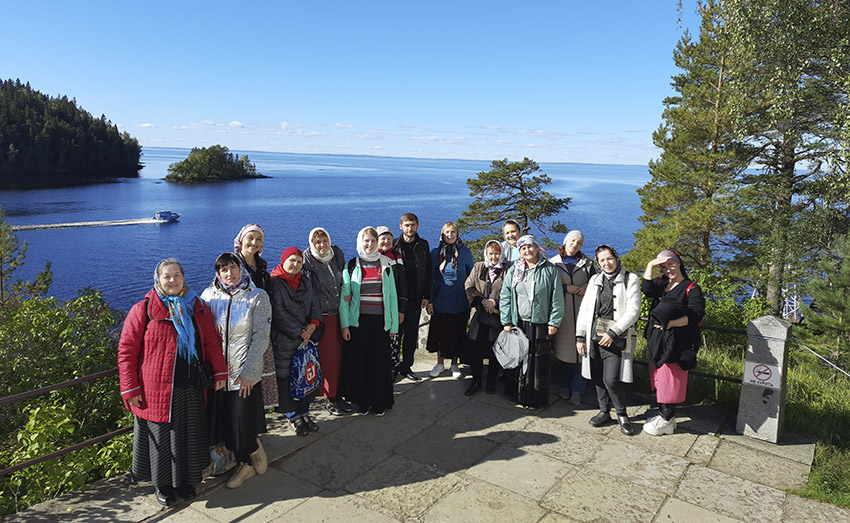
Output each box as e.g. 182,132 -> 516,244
344,454 -> 463,520
782,493 -> 850,522
708,438 -> 810,490
541,467 -> 668,522
10,348 -> 841,523
463,443 -> 572,501
675,465 -> 786,523
584,439 -> 691,495
654,497 -> 742,523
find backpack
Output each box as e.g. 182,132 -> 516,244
290,340 -> 322,400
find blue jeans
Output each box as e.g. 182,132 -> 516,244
562,361 -> 586,394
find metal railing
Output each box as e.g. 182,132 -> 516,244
0,368 -> 131,477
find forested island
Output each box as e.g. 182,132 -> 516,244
165,144 -> 267,182
0,79 -> 142,189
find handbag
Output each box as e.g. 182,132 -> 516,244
492,327 -> 529,372
592,317 -> 627,351
290,341 -> 322,400
192,360 -> 214,389
476,306 -> 502,330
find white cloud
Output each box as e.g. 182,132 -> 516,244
229,121 -> 244,128
331,123 -> 354,128
280,122 -> 289,131
138,123 -> 156,128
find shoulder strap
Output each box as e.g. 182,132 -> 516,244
686,281 -> 695,296
347,258 -> 357,275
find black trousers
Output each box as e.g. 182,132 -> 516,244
468,334 -> 502,390
399,302 -> 421,373
589,343 -> 627,415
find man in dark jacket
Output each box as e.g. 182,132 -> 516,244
393,212 -> 432,380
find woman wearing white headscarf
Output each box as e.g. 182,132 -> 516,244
302,227 -> 351,416
500,235 -> 564,408
339,227 -> 401,416
575,245 -> 641,436
549,230 -> 595,405
464,240 -> 507,395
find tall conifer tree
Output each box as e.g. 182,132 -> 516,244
624,0 -> 751,271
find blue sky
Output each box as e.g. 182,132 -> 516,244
2,1 -> 700,165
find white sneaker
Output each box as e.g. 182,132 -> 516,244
450,364 -> 462,379
251,438 -> 267,475
644,415 -> 677,436
568,392 -> 582,406
226,462 -> 256,488
429,363 -> 446,377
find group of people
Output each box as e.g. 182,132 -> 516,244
117,213 -> 705,506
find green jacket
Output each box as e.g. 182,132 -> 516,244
339,256 -> 400,334
500,257 -> 565,328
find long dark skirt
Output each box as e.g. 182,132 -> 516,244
132,387 -> 209,488
343,314 -> 394,412
517,320 -> 552,408
425,311 -> 467,359
208,387 -> 264,461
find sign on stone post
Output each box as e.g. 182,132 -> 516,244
736,315 -> 792,443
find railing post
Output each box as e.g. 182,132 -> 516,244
736,315 -> 792,443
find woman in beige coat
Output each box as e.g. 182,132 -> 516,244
549,231 -> 595,405
464,240 -> 506,396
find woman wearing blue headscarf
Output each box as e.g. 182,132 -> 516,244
118,258 -> 227,506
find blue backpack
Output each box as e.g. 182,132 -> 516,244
290,341 -> 322,400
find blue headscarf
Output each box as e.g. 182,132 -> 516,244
153,259 -> 199,365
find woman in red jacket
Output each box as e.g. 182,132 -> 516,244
118,258 -> 227,507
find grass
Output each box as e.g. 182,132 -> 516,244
631,333 -> 850,508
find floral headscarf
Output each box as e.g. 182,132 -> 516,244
153,258 -> 199,365
233,224 -> 265,256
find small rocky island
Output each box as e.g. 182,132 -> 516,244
165,145 -> 268,182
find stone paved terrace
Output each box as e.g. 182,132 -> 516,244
7,350 -> 850,523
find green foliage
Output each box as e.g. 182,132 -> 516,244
0,206 -> 52,306
0,79 -> 142,188
165,144 -> 266,182
623,0 -> 752,272
456,158 -> 570,253
797,235 -> 850,372
0,212 -> 129,516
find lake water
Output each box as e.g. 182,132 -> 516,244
0,147 -> 649,312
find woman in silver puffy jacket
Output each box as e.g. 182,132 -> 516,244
201,252 -> 272,489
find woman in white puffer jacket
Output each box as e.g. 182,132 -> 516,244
201,252 -> 272,489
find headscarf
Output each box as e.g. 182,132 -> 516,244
438,232 -> 461,272
153,259 -> 198,365
595,244 -> 622,279
356,227 -> 381,262
270,247 -> 303,290
214,255 -> 251,295
308,227 -> 335,264
658,249 -> 689,279
233,224 -> 265,256
513,235 -> 541,286
483,240 -> 505,269
564,230 -> 584,245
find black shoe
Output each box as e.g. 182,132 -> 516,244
618,415 -> 634,436
290,417 -> 310,437
485,386 -> 496,395
326,401 -> 342,416
336,400 -> 355,413
589,411 -> 613,427
155,486 -> 176,506
464,381 -> 482,397
304,414 -> 319,432
175,484 -> 196,499
404,371 -> 422,381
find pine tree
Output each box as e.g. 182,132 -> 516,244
722,0 -> 850,313
623,0 -> 752,271
0,206 -> 51,306
456,157 -> 570,253
798,235 -> 850,374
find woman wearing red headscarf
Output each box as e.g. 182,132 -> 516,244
268,247 -> 323,436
